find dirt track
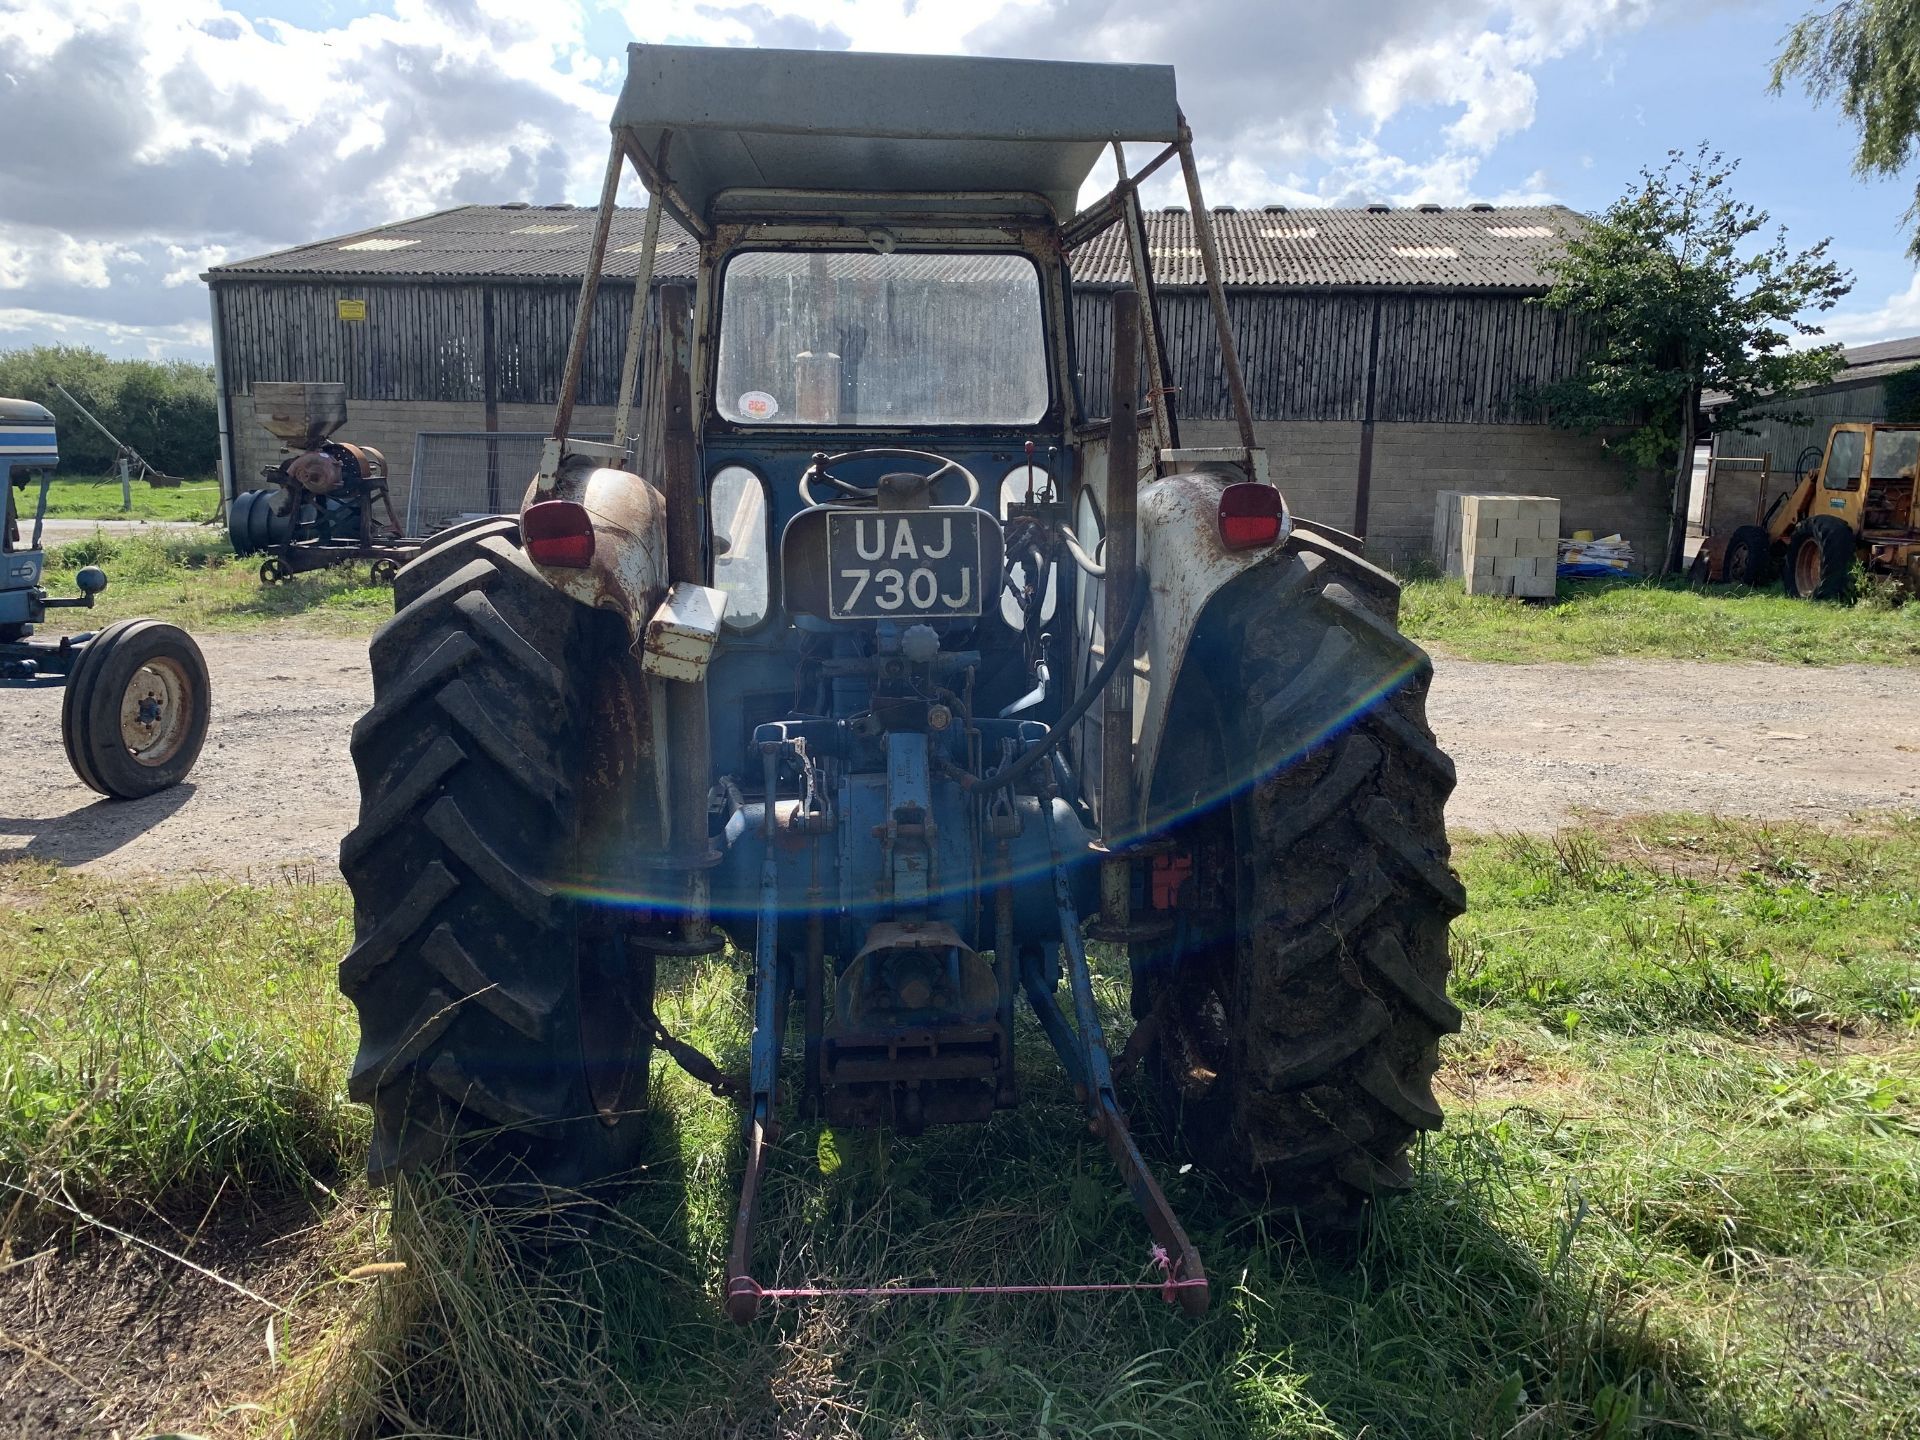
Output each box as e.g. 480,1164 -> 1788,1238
7,635 -> 1919,878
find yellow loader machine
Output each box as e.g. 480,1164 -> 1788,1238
1697,422 -> 1920,599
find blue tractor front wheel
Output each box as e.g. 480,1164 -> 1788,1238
61,618 -> 211,800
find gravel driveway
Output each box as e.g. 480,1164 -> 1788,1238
7,635 -> 1918,878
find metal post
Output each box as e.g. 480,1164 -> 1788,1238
1175,116 -> 1258,458
994,840 -> 1017,1107
661,285 -> 713,945
1101,290 -> 1140,930
1355,294 -> 1382,541
118,454 -> 131,513
613,133 -> 671,455
547,136 -> 627,459
612,190 -> 664,453
207,288 -> 235,508
1111,142 -> 1171,456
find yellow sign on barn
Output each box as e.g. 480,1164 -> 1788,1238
337,298 -> 367,321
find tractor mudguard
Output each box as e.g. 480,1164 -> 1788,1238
518,459 -> 670,642
1132,468 -> 1400,816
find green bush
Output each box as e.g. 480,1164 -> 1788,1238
0,344 -> 217,477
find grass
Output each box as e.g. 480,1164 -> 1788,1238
0,861 -> 361,1237
1402,574 -> 1920,665
34,531 -> 391,633
3,817 -> 1918,1436
30,474 -> 222,523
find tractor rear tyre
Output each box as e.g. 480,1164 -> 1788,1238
1138,528 -> 1463,1229
1783,516 -> 1856,601
61,619 -> 211,800
1723,524 -> 1773,587
339,524 -> 655,1196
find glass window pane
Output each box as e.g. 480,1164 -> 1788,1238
999,466 -> 1056,629
1075,488 -> 1104,654
716,251 -> 1048,427
1825,430 -> 1864,491
710,465 -> 768,629
1870,429 -> 1920,479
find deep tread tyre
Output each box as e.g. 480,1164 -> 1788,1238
1140,530 -> 1462,1228
61,618 -> 211,800
1723,524 -> 1773,587
1782,515 -> 1856,601
392,516 -> 520,610
341,526 -> 653,1195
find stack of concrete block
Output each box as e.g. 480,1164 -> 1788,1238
1433,492 -> 1561,598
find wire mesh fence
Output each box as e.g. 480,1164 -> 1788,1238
404,431 -> 615,535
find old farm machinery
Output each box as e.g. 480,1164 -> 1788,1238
228,381 -> 417,584
339,45 -> 1461,1319
1696,421 -> 1920,598
3,398 -> 210,798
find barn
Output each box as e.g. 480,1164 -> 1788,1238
204,201 -> 1665,568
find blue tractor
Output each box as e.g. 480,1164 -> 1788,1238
340,46 -> 1461,1319
3,398 -> 210,799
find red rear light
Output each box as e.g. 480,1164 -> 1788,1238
1219,483 -> 1282,549
523,500 -> 594,568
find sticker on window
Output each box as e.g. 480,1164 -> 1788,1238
737,390 -> 779,421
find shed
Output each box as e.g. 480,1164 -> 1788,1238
205,200 -> 1667,568
1704,335 -> 1920,536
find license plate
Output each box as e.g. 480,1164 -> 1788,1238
826,511 -> 983,620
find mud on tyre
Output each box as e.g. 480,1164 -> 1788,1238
340,522 -> 657,1193
1138,527 -> 1463,1227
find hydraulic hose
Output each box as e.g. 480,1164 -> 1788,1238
968,577 -> 1149,796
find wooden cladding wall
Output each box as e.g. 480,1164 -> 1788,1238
1373,295 -> 1589,424
1072,288 -> 1591,424
218,278 -> 1589,426
215,281 -> 656,408
217,282 -> 487,401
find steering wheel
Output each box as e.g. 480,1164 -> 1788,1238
798,448 -> 981,509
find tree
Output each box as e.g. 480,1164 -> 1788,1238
1533,146 -> 1852,574
1774,0 -> 1920,258
0,345 -> 218,478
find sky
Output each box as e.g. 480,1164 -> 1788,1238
3,0 -> 1919,361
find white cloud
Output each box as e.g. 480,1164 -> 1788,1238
0,0 -> 1657,358
0,224 -> 137,291
163,243 -> 234,288
0,304 -> 212,358
0,0 -> 620,355
1818,272 -> 1920,348
975,0 -> 1656,205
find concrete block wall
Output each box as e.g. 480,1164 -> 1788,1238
226,390 -> 1663,569
1183,419 -> 1664,573
1248,421 -> 1364,534
1368,425 -> 1661,572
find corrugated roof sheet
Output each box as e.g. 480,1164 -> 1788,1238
1076,205 -> 1580,288
1703,332 -> 1920,409
208,202 -> 1582,290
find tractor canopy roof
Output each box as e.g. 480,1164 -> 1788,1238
611,43 -> 1179,225
0,398 -> 53,425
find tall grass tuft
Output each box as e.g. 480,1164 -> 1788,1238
0,862 -> 362,1240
